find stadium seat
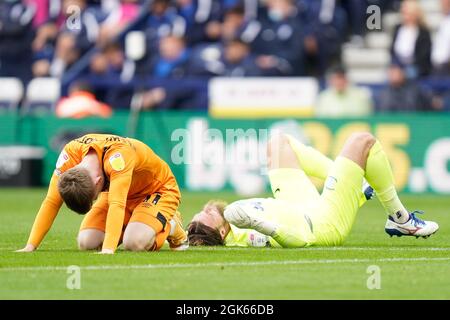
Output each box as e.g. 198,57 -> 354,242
365,32 -> 392,50
382,12 -> 401,34
22,78 -> 61,115
342,48 -> 391,68
347,68 -> 388,84
419,0 -> 442,14
0,77 -> 24,113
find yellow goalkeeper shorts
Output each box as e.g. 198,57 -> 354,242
312,156 -> 365,246
268,157 -> 364,247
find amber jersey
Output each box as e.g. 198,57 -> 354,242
27,134 -> 180,251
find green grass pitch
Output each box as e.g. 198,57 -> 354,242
0,188 -> 449,300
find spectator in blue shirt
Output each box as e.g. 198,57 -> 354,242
220,39 -> 262,76
144,0 -> 186,46
151,35 -> 191,79
175,0 -> 223,45
188,6 -> 251,76
0,0 -> 35,83
137,0 -> 187,75
190,38 -> 262,76
32,0 -> 104,77
378,64 -> 433,112
298,0 -> 347,77
220,0 -> 261,20
244,0 -> 305,76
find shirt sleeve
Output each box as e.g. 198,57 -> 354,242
224,225 -> 269,247
27,145 -> 79,248
102,148 -> 136,252
27,174 -> 64,247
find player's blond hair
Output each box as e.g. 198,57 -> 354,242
187,200 -> 229,246
58,167 -> 95,214
401,0 -> 427,27
204,199 -> 228,217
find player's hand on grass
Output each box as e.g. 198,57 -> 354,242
97,249 -> 114,255
15,244 -> 36,253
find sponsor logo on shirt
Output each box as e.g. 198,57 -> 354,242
109,152 -> 125,171
56,150 -> 69,169
248,231 -> 269,247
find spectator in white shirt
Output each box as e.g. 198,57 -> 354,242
391,0 -> 432,78
432,0 -> 450,74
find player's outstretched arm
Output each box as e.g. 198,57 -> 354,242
16,175 -> 63,252
100,151 -> 135,254
224,202 -> 314,248
100,175 -> 131,254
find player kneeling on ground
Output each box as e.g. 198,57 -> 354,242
187,132 -> 439,247
17,134 -> 188,254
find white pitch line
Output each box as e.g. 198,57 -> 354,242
1,247 -> 449,252
1,257 -> 449,272
300,247 -> 450,252
214,247 -> 450,252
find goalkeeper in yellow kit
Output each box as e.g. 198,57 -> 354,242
187,132 -> 439,248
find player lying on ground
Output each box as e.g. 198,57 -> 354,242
17,134 -> 188,254
187,132 -> 439,247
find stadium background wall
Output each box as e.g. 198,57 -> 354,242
1,113 -> 449,194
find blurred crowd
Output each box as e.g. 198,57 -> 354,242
0,0 -> 449,115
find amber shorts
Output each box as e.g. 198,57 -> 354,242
79,191 -> 180,244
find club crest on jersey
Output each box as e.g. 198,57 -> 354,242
325,176 -> 337,190
109,152 -> 125,171
56,150 -> 69,169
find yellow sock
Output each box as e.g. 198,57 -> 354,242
365,141 -> 409,223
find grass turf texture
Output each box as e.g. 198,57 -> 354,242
0,189 -> 449,300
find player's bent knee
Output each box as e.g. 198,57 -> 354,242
268,134 -> 290,156
340,132 -> 376,169
268,133 -> 290,149
77,229 -> 104,250
123,223 -> 156,251
345,132 -> 376,154
267,134 -> 300,170
348,132 -> 376,147
123,234 -> 156,251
